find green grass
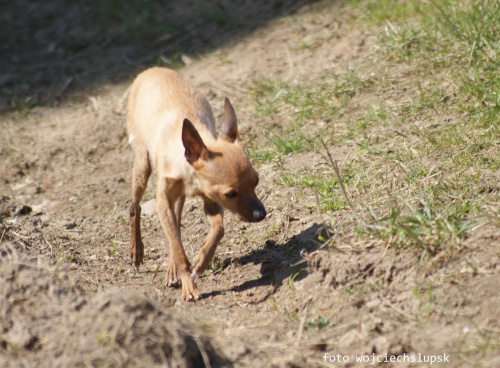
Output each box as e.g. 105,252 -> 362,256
305,316 -> 332,329
348,0 -> 430,25
359,195 -> 477,255
247,0 -> 499,257
246,124 -> 316,164
278,171 -> 348,212
247,69 -> 371,163
4,90 -> 36,117
250,70 -> 368,120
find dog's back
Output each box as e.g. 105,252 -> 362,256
126,67 -> 216,173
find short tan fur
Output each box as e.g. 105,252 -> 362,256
126,67 -> 266,301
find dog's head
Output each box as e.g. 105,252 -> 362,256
182,98 -> 266,223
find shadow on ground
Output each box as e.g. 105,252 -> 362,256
0,0 -> 320,112
202,223 -> 325,301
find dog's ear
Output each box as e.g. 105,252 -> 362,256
182,119 -> 207,165
219,98 -> 239,143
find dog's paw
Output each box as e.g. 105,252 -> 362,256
180,273 -> 201,301
129,243 -> 144,270
190,262 -> 207,277
166,258 -> 181,287
191,251 -> 211,277
167,276 -> 180,287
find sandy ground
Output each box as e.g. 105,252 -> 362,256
1,1 -> 499,367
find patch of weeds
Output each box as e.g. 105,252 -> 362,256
414,0 -> 499,117
249,78 -> 288,117
5,90 -> 36,117
154,51 -> 186,70
304,175 -> 348,212
247,125 -> 315,164
305,316 -> 332,329
56,246 -> 69,264
248,70 -> 371,163
293,39 -> 323,52
413,119 -> 500,176
266,125 -> 315,156
413,285 -> 440,322
277,170 -> 348,212
478,152 -> 500,172
108,239 -> 118,255
152,264 -> 161,282
142,190 -> 155,202
379,24 -> 425,61
265,224 -> 282,238
267,296 -> 278,310
344,285 -> 366,299
283,84 -> 341,123
371,0 -> 500,125
431,0 -> 500,65
246,142 -> 281,164
470,330 -> 500,356
243,0 -> 498,261
250,70 -> 367,121
97,329 -> 112,346
282,72 -> 369,121
348,0 -> 430,26
318,227 -> 338,252
327,0 -> 500,255
56,246 -> 78,264
207,256 -> 226,275
360,195 -> 477,255
115,215 -> 127,226
288,271 -> 300,292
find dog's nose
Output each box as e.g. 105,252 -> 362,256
252,208 -> 266,222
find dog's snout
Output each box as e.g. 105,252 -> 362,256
244,196 -> 266,223
252,207 -> 266,222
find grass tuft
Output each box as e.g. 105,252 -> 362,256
360,195 -> 477,255
247,0 -> 499,256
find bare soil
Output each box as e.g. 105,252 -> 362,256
1,1 -> 499,367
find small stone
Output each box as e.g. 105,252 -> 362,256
16,205 -> 32,216
5,323 -> 38,349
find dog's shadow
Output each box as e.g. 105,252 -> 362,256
202,223 -> 325,302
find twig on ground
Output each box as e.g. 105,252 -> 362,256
320,138 -> 359,217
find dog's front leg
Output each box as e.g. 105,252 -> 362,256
156,178 -> 200,301
192,198 -> 224,276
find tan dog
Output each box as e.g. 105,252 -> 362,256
126,67 -> 266,301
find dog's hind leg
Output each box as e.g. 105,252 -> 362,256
129,143 -> 151,271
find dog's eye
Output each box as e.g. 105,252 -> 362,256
224,190 -> 238,199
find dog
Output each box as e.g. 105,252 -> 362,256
126,67 -> 266,301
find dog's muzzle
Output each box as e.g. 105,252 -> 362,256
248,197 -> 266,222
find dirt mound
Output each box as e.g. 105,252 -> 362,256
0,245 -> 228,368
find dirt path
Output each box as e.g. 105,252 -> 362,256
1,1 -> 500,367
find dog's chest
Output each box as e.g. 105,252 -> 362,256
183,167 -> 201,197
